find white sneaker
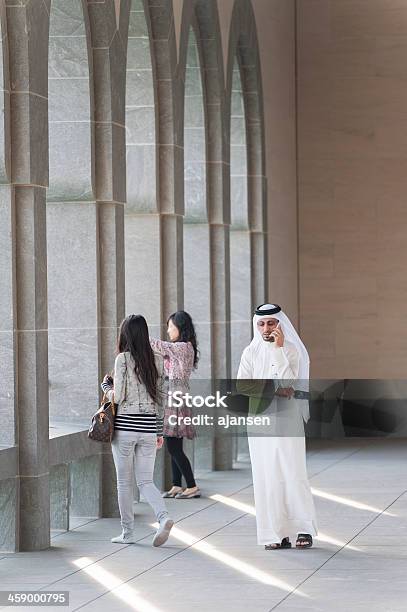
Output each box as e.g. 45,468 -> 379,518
111,532 -> 135,544
152,517 -> 174,547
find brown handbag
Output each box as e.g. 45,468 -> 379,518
88,354 -> 128,442
88,393 -> 116,443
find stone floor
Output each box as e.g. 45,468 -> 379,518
1,438 -> 407,612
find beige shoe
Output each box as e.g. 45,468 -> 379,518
162,486 -> 184,498
175,487 -> 201,499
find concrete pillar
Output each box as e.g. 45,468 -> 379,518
207,147 -> 233,469
99,203 -> 125,519
6,0 -> 51,551
245,67 -> 268,311
230,229 -> 252,374
250,226 -> 268,309
174,23 -> 210,479
0,184 -> 15,449
183,28 -> 212,381
221,0 -> 268,471
149,2 -> 184,489
0,11 -> 15,449
184,224 -> 213,472
211,221 -> 233,470
16,186 -> 50,551
161,213 -> 184,314
185,5 -> 233,471
87,0 -> 128,517
230,59 -> 252,376
202,26 -> 233,469
161,212 -> 184,490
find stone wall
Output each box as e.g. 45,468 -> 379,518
297,0 -> 407,378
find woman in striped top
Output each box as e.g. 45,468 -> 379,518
101,314 -> 173,546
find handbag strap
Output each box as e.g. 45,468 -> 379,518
100,391 -> 115,416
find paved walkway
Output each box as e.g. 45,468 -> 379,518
1,439 -> 407,611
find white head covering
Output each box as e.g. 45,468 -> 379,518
250,303 -> 310,390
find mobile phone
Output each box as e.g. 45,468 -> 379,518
271,322 -> 280,341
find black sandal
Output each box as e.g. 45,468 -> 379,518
296,533 -> 313,549
265,537 -> 291,550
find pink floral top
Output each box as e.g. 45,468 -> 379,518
149,338 -> 196,439
150,339 -> 195,380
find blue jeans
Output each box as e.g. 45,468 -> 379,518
111,430 -> 169,535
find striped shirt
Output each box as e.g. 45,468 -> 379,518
114,413 -> 164,436
101,380 -> 163,436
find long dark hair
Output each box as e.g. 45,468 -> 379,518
167,310 -> 199,368
117,314 -> 159,403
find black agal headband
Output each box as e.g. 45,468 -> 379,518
254,304 -> 281,316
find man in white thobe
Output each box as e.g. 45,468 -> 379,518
237,303 -> 317,550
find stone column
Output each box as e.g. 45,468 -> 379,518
183,27 -> 212,382
219,0 -> 268,469
16,186 -> 50,551
196,18 -> 233,468
250,224 -> 268,308
0,5 -> 14,453
6,0 -> 50,551
245,68 -> 268,311
184,221 -> 213,472
0,184 -> 15,450
230,58 -> 252,376
161,210 -> 188,488
87,0 -> 128,517
150,2 -> 185,489
210,220 -> 233,470
191,7 -> 233,471
0,8 -> 15,450
208,157 -> 233,470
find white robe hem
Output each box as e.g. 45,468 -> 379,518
257,519 -> 318,546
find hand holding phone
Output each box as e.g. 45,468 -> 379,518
270,323 -> 284,347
